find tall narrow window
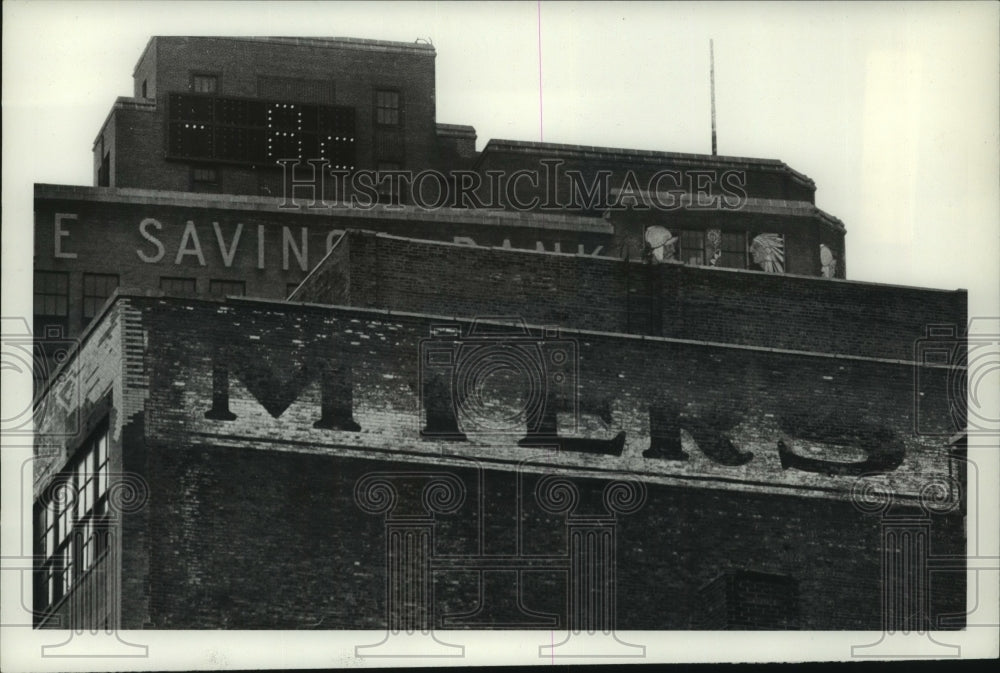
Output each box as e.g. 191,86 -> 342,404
98,151 -> 111,187
374,90 -> 401,126
82,273 -> 119,323
35,424 -> 110,615
141,79 -> 148,98
718,231 -> 747,269
34,271 -> 69,337
679,230 -> 706,266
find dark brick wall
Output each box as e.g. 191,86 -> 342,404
290,230 -> 351,303
131,295 -> 963,630
135,440 -> 963,630
103,37 -> 441,194
298,230 -> 966,361
33,294 -> 966,630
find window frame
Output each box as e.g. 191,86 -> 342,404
374,89 -> 402,128
190,72 -> 220,95
191,165 -> 221,192
718,231 -> 748,270
82,273 -> 120,322
208,279 -> 246,298
36,422 -> 111,614
159,276 -> 198,295
678,230 -> 706,266
34,271 -> 70,319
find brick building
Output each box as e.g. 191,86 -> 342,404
30,36 -> 966,636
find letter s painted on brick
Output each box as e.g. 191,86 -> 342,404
137,218 -> 165,263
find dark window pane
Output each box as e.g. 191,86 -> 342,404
209,280 -> 246,297
160,277 -> 197,295
82,273 -> 119,320
719,232 -> 747,269
34,271 -> 69,317
375,90 -> 400,126
680,230 -> 705,266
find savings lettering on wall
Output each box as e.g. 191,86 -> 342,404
48,213 -> 607,272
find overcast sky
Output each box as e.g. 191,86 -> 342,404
3,0 -> 998,318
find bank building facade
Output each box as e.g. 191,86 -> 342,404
28,36 -> 967,644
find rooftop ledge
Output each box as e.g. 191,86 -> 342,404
610,189 -> 846,232
478,139 -> 816,190
33,183 -> 613,234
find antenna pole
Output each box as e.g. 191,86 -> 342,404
710,39 -> 717,156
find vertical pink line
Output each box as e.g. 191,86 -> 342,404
537,0 -> 544,142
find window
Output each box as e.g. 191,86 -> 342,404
34,271 -> 69,318
82,273 -> 119,321
191,166 -> 219,193
375,90 -> 401,126
192,74 -> 218,94
36,424 -> 110,613
193,167 -> 218,183
34,271 -> 69,336
141,79 -> 148,98
718,232 -> 747,269
209,280 -> 246,297
679,230 -> 705,266
98,151 -> 111,187
160,276 -> 197,295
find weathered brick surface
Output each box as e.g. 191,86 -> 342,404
138,440 -> 964,630
33,295 -> 966,629
296,230 -> 966,361
33,299 -> 151,629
